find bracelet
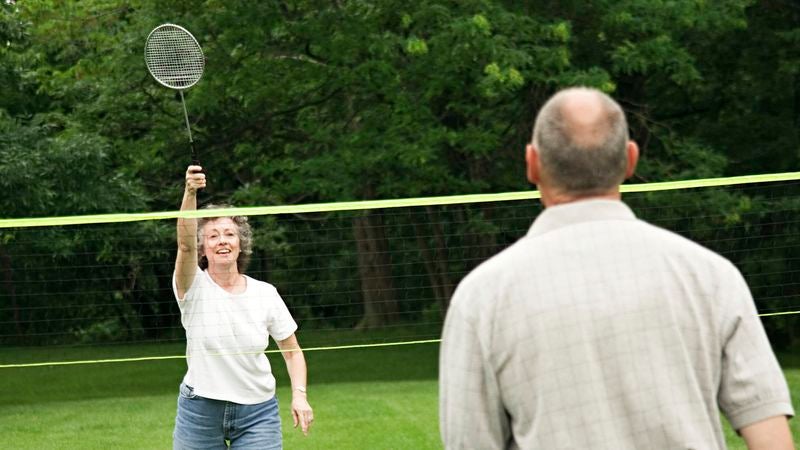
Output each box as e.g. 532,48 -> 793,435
293,386 -> 307,394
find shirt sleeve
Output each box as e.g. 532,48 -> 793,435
439,278 -> 510,449
266,286 -> 298,342
717,264 -> 795,430
172,266 -> 202,311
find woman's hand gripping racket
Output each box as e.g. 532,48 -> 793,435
145,23 -> 205,166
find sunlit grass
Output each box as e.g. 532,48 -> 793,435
0,342 -> 795,449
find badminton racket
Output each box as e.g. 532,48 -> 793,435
144,23 -> 205,165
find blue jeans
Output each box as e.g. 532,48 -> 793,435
173,382 -> 282,449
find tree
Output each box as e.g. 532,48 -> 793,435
0,2 -> 162,345
2,0 -> 798,343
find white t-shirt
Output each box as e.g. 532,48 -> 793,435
172,267 -> 297,404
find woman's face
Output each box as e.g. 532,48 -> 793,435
202,218 -> 241,269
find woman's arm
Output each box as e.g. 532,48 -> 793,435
277,333 -> 314,435
175,165 -> 205,299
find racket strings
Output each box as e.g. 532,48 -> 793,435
145,25 -> 204,89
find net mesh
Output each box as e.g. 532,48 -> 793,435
1,179 -> 799,367
145,24 -> 204,89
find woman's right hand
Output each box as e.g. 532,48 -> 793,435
185,165 -> 206,194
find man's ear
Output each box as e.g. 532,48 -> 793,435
625,141 -> 639,179
526,144 -> 541,185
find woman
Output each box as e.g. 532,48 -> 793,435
172,165 -> 313,449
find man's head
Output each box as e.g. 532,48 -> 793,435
527,87 -> 638,204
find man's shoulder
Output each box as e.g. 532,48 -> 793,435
636,218 -> 734,266
456,238 -> 529,293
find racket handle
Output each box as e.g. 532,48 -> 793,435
190,142 -> 202,170
190,143 -> 204,196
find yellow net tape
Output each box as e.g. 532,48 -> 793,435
0,339 -> 441,369
2,172 -> 800,228
0,312 -> 795,370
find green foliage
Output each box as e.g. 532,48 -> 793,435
1,0 -> 798,344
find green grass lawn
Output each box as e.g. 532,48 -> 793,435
0,342 -> 796,449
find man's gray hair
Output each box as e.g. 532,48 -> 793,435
197,203 -> 253,273
532,87 -> 629,194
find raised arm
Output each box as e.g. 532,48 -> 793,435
175,165 -> 205,299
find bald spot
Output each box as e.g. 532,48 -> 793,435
555,89 -> 618,151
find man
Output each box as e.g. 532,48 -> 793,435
439,87 -> 794,449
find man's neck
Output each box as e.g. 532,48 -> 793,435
540,187 -> 621,208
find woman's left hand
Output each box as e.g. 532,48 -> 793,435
292,394 -> 313,435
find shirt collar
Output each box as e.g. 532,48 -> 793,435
527,199 -> 637,238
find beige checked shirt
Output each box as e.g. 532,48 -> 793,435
439,199 -> 793,449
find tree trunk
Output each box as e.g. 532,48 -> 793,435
353,211 -> 399,329
414,206 -> 454,314
0,244 -> 22,340
119,264 -> 140,339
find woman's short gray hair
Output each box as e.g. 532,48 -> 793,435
197,203 -> 253,273
532,87 -> 629,195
